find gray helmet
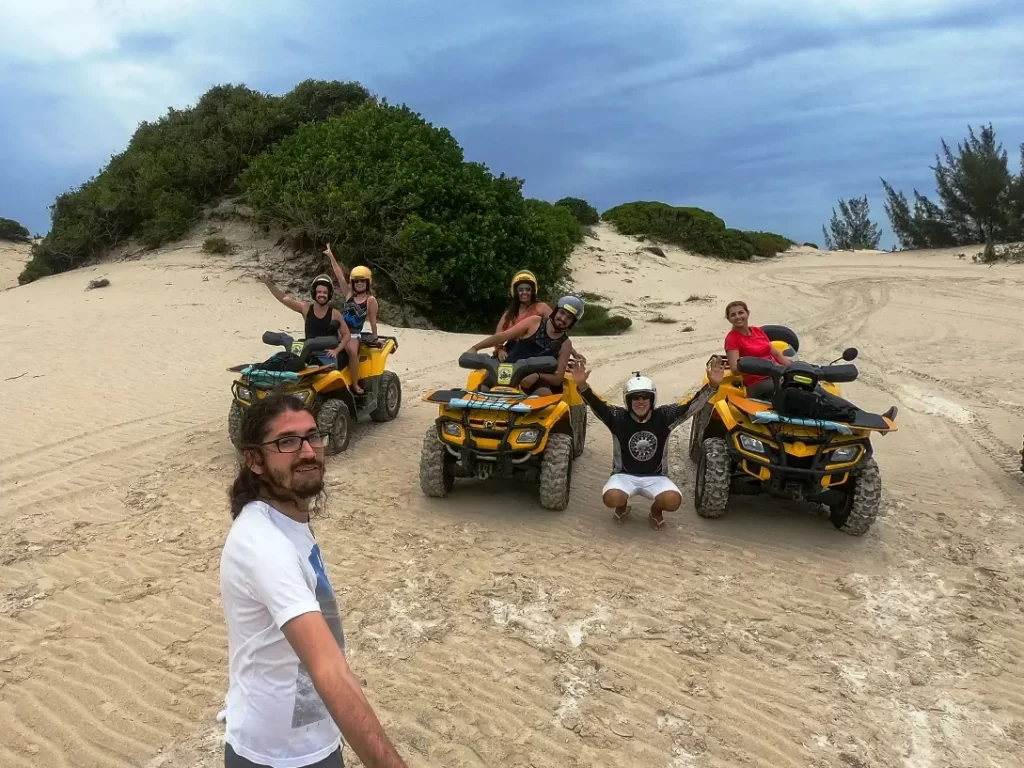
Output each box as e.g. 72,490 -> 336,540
555,295 -> 585,324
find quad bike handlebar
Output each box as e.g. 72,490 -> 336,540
261,330 -> 343,365
458,352 -> 559,388
737,356 -> 859,384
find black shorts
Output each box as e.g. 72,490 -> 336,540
225,743 -> 344,767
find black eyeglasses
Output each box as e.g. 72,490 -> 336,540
255,432 -> 331,453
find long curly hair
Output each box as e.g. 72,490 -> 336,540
500,283 -> 537,330
229,395 -> 314,520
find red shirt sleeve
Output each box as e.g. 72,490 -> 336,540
724,330 -> 741,351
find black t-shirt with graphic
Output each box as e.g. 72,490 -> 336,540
581,385 -> 714,476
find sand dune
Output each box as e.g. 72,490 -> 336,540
1,223 -> 1023,767
0,241 -> 30,291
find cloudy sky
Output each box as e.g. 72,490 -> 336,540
1,0 -> 1023,247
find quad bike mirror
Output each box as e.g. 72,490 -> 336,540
842,347 -> 858,361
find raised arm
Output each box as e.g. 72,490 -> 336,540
659,357 -> 726,427
283,614 -> 408,768
257,272 -> 306,315
323,243 -> 348,289
572,361 -> 624,427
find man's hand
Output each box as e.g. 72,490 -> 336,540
255,271 -> 271,285
323,243 -> 334,257
327,345 -> 343,358
572,360 -> 590,387
707,356 -> 727,388
496,347 -> 508,362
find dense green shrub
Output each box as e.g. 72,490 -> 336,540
202,235 -> 235,254
742,230 -> 793,257
554,197 -> 599,226
573,304 -> 632,336
242,103 -> 578,331
0,217 -> 31,243
601,201 -> 756,260
20,81 -> 372,285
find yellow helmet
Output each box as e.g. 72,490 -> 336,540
350,265 -> 372,286
510,269 -> 538,297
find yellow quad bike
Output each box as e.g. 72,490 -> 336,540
418,352 -> 588,510
227,325 -> 401,455
688,328 -> 898,535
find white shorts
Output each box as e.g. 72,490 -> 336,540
601,473 -> 680,500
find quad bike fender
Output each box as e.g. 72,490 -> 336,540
711,398 -> 741,431
311,369 -> 350,393
359,341 -> 396,378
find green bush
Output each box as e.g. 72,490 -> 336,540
554,197 -> 599,226
742,230 -> 793,257
574,304 -> 632,336
0,217 -> 31,243
242,102 -> 577,331
601,201 -> 755,260
202,235 -> 235,254
20,80 -> 372,284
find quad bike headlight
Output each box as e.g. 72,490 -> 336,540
443,423 -> 463,438
290,389 -> 314,404
738,434 -> 767,454
830,446 -> 860,463
516,429 -> 540,444
236,386 -> 252,402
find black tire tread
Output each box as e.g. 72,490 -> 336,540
539,433 -> 574,510
695,437 -> 730,518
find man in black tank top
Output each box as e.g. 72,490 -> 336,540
257,273 -> 350,367
467,295 -> 586,396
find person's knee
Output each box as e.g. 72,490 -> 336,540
655,491 -> 682,511
603,489 -> 628,508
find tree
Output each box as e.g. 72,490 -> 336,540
554,197 -> 599,225
242,102 -> 579,331
20,80 -> 372,284
821,196 -> 882,250
0,217 -> 31,243
880,123 -> 1023,249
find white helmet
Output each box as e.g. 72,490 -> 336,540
624,371 -> 656,406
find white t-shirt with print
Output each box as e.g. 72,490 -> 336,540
219,500 -> 346,768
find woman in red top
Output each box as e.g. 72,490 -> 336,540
723,300 -> 791,398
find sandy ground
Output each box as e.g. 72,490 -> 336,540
1,225 -> 1023,768
0,241 -> 31,291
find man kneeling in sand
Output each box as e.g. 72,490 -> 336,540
572,359 -> 726,529
220,394 -> 407,768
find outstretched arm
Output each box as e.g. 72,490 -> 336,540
572,362 -> 624,427
257,272 -> 306,315
323,243 -> 348,290
659,358 -> 726,428
468,315 -> 540,353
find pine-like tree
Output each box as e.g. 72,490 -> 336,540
822,196 -> 883,250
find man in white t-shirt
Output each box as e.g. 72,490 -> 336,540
220,394 -> 408,768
